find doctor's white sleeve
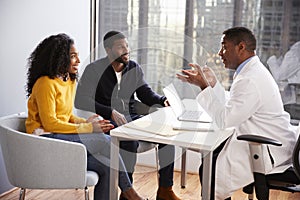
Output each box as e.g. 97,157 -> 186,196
196,81 -> 227,128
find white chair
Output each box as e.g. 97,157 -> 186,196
0,113 -> 99,200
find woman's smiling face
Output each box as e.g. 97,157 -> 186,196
68,44 -> 80,74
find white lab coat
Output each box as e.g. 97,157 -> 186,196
197,56 -> 299,199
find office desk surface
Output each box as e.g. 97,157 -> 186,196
111,107 -> 234,151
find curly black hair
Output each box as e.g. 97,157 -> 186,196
26,33 -> 77,97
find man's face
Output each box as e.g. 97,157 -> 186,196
218,35 -> 241,70
108,38 -> 130,65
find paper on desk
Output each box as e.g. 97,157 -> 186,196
124,119 -> 180,136
124,117 -> 215,136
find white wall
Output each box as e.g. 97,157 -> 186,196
0,0 -> 90,194
0,0 -> 90,117
0,0 -> 201,195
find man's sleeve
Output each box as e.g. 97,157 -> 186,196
135,66 -> 166,106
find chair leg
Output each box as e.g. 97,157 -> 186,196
253,173 -> 269,200
84,186 -> 89,200
155,145 -> 160,185
19,188 -> 26,200
181,148 -> 187,188
243,183 -> 254,200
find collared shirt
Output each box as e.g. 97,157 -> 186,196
235,56 -> 255,75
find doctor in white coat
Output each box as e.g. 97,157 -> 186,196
177,27 -> 298,200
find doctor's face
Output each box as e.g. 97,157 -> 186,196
218,35 -> 241,70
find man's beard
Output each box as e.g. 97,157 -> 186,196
114,53 -> 129,65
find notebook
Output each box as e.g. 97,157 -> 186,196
163,83 -> 212,123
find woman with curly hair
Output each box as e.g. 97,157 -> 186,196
25,33 -> 146,200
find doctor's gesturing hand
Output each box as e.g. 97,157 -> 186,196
176,63 -> 217,90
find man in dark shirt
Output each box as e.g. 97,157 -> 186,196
75,30 -> 180,200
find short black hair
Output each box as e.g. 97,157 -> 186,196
103,31 -> 126,48
223,27 -> 256,51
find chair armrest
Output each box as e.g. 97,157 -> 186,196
237,134 -> 282,146
238,134 -> 282,174
134,100 -> 160,115
134,100 -> 150,115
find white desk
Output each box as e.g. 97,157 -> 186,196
109,107 -> 234,200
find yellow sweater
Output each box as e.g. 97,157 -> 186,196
26,76 -> 93,134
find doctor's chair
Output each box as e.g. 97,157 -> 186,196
237,129 -> 300,200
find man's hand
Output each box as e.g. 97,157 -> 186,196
164,99 -> 170,107
111,109 -> 128,126
176,63 -> 217,90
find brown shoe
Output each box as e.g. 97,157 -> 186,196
119,192 -> 128,200
156,186 -> 181,200
122,188 -> 147,200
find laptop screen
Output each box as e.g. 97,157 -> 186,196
163,83 -> 185,118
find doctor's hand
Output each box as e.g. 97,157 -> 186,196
111,109 -> 128,126
176,63 -> 217,90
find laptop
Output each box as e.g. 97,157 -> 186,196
163,83 -> 212,123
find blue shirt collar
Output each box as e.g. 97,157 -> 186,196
235,56 -> 254,75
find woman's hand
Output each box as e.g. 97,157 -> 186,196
92,119 -> 114,133
87,114 -> 114,132
86,114 -> 102,123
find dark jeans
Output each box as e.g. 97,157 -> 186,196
157,143 -> 175,187
199,140 -> 229,200
109,114 -> 175,187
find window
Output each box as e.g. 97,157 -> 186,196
95,0 -> 300,108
